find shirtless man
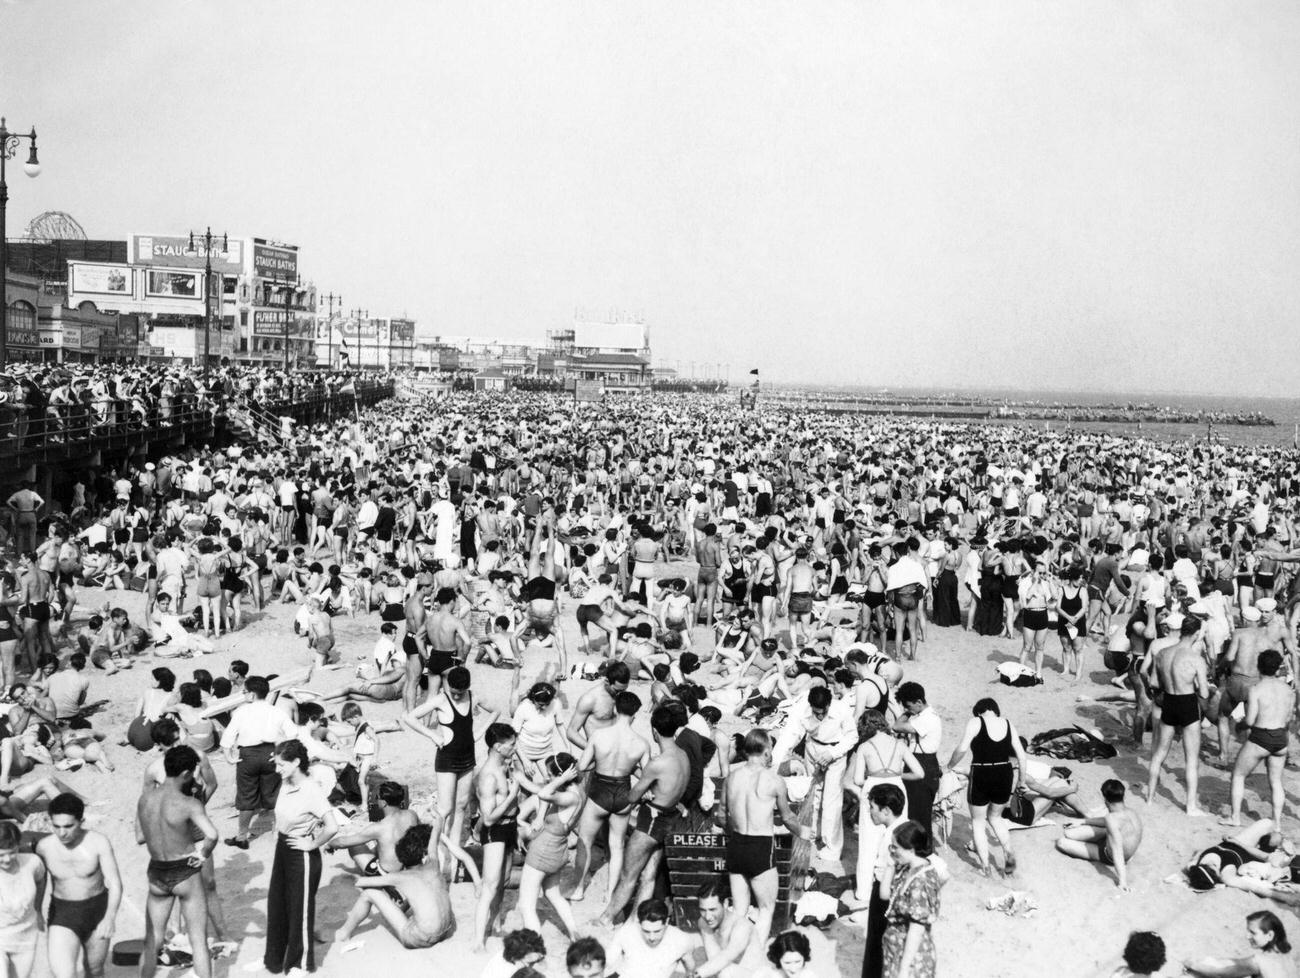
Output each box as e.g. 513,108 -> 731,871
1144,615 -> 1211,816
596,704 -> 692,928
692,880 -> 755,978
424,587 -> 470,698
327,780 -> 419,874
18,551 -> 56,671
136,746 -> 218,978
657,580 -> 694,650
719,728 -> 813,952
335,821 -> 454,950
786,549 -> 817,647
401,577 -> 429,710
6,481 -> 43,555
1255,598 -> 1297,677
1216,606 -> 1270,760
1054,779 -> 1142,892
37,793 -> 122,978
565,661 -> 632,751
472,723 -> 521,951
695,523 -> 723,630
571,690 -> 649,903
1224,650 -> 1296,827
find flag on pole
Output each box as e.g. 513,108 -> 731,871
749,368 -> 759,375
340,380 -> 357,396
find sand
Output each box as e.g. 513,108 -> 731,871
21,569 -> 1297,978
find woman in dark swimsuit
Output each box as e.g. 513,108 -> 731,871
1236,540 -> 1257,615
947,697 -> 1029,877
1054,566 -> 1088,680
459,496 -> 478,565
405,666 -> 477,854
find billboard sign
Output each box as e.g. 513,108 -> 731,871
131,235 -> 243,274
389,318 -> 416,344
146,269 -> 200,298
574,380 -> 605,403
252,309 -> 312,336
70,263 -> 132,296
253,241 -> 298,282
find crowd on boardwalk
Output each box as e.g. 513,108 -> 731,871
2,380 -> 1300,978
0,362 -> 371,450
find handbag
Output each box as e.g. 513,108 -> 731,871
1002,787 -> 1035,827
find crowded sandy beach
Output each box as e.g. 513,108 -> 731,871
2,369 -> 1299,978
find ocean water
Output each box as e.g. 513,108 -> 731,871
767,384 -> 1300,448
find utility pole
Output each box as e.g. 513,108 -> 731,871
282,275 -> 298,372
322,292 -> 340,370
186,228 -> 226,381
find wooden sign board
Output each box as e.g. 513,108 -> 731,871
665,831 -> 794,931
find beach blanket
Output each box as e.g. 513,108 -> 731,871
1028,725 -> 1118,762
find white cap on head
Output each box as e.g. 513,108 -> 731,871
1165,612 -> 1185,629
1242,606 -> 1262,622
1256,597 -> 1278,614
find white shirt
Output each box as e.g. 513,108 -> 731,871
608,921 -> 697,978
273,776 -> 331,839
220,700 -> 296,749
373,636 -> 399,673
906,706 -> 943,754
431,499 -> 458,558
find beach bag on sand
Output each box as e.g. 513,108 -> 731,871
1028,725 -> 1117,762
997,663 -> 1043,688
1002,788 -> 1035,827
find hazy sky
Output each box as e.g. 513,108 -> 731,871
4,1 -> 1299,394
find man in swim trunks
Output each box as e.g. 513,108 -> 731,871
1054,779 -> 1142,891
423,586 -> 470,698
571,690 -> 649,903
595,704 -> 692,928
37,792 -> 122,978
695,522 -> 723,630
1224,650 -> 1296,827
327,780 -> 419,875
1144,614 -> 1211,816
721,728 -> 813,954
473,723 -> 521,952
335,821 -> 454,950
786,548 -> 817,647
566,661 -> 631,751
6,481 -> 43,555
17,550 -> 56,671
1214,605 -> 1268,760
400,576 -> 429,711
136,745 -> 218,978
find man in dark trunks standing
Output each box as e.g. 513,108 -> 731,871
571,690 -> 649,903
595,704 -> 691,928
136,746 -> 218,978
695,523 -> 723,630
424,587 -> 470,699
38,793 -> 123,978
720,728 -> 813,955
1144,615 -> 1211,816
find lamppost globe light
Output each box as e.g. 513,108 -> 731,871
22,160 -> 40,178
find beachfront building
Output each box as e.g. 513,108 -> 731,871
412,316 -> 655,388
